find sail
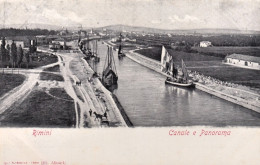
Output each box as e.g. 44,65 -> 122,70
182,60 -> 188,81
102,46 -> 118,86
161,45 -> 172,74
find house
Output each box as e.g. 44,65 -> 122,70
49,43 -> 61,50
200,41 -> 212,47
36,35 -> 54,45
0,40 -> 25,48
226,54 -> 260,70
51,38 -> 66,49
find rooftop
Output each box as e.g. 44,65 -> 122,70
226,54 -> 260,63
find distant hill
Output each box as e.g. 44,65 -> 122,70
1,23 -> 259,35
100,24 -> 260,35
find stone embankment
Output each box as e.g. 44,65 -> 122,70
121,48 -> 260,113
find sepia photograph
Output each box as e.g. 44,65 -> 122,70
0,0 -> 260,164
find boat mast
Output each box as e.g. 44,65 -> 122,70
111,47 -> 117,75
95,40 -> 98,57
118,33 -> 122,54
182,59 -> 188,81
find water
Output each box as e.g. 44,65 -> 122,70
89,42 -> 260,127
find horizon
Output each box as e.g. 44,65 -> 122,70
0,0 -> 260,31
1,24 -> 260,33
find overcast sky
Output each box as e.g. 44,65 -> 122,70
0,0 -> 259,30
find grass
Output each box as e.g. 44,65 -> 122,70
193,47 -> 260,57
0,89 -> 75,127
135,47 -> 260,89
49,88 -> 73,101
0,73 -> 26,97
135,47 -> 162,61
26,52 -> 58,69
1,51 -> 58,69
135,47 -> 222,62
40,72 -> 64,81
43,65 -> 60,72
189,66 -> 260,88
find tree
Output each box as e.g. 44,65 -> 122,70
6,44 -> 10,62
25,51 -> 30,69
1,37 -> 6,73
10,41 -> 17,68
17,45 -> 24,68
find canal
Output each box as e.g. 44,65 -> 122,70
88,41 -> 260,126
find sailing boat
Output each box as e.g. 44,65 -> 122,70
165,60 -> 194,87
86,34 -> 92,57
161,46 -> 194,87
102,46 -> 118,87
92,40 -> 100,62
118,33 -> 125,58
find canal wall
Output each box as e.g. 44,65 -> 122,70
80,53 -> 132,127
124,49 -> 260,113
39,46 -> 130,127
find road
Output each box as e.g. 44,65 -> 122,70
54,50 -> 127,128
0,62 -> 60,115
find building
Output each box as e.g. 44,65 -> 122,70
36,35 -> 59,45
226,54 -> 260,70
49,43 -> 61,50
0,40 -> 25,48
51,38 -> 66,49
200,41 -> 212,47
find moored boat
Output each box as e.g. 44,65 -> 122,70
161,46 -> 194,88
91,40 -> 100,62
165,77 -> 195,87
118,33 -> 126,58
102,46 -> 118,87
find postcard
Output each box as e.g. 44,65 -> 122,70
0,0 -> 260,164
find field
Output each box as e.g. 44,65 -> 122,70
135,47 -> 222,62
134,47 -> 162,61
193,46 -> 260,57
188,66 -> 260,89
0,89 -> 75,127
0,73 -> 26,97
40,72 -> 64,81
43,65 -> 60,72
49,88 -> 73,100
135,46 -> 260,89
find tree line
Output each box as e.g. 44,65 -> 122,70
0,28 -> 57,37
135,34 -> 260,47
0,37 -> 36,73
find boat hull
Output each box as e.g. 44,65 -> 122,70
102,70 -> 118,87
165,79 -> 195,88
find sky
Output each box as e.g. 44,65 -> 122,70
0,0 -> 259,31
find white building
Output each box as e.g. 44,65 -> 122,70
200,41 -> 212,47
226,54 -> 260,70
52,38 -> 66,46
0,40 -> 25,48
50,38 -> 67,50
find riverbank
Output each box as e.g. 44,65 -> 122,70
118,46 -> 260,113
39,46 -> 128,127
77,46 -> 129,127
81,57 -> 129,127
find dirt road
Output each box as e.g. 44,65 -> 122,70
54,51 -> 127,128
